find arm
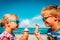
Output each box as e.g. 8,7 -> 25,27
35,24 -> 42,40
35,30 -> 42,40
19,34 -> 28,40
19,31 -> 28,40
47,36 -> 55,40
2,37 -> 10,40
19,33 -> 28,40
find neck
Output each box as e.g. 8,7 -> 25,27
52,23 -> 60,32
5,28 -> 13,34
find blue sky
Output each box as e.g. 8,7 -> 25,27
0,0 -> 60,28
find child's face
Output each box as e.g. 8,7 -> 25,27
8,15 -> 19,30
43,16 -> 56,27
42,10 -> 58,27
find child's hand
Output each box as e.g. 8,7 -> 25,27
19,33 -> 28,40
34,30 -> 42,40
35,24 -> 42,40
19,35 -> 28,40
19,28 -> 29,40
48,36 -> 55,40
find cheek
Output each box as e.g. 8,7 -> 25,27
45,22 -> 50,27
45,19 -> 54,26
46,18 -> 55,25
10,22 -> 18,29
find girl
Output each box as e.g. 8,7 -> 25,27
0,14 -> 19,40
0,14 -> 28,40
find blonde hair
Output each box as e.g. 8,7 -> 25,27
41,5 -> 60,22
0,14 -> 18,27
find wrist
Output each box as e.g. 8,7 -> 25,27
38,38 -> 42,40
37,37 -> 42,40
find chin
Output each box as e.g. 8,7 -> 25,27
13,28 -> 18,30
15,28 -> 18,30
45,24 -> 50,27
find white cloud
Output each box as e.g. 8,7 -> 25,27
19,19 -> 31,27
32,15 -> 42,20
19,15 -> 46,28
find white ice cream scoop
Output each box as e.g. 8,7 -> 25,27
24,28 -> 28,31
37,24 -> 39,25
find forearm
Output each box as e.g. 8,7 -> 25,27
19,36 -> 28,40
19,33 -> 28,40
38,38 -> 42,40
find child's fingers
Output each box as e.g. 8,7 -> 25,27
34,32 -> 42,39
34,30 -> 40,36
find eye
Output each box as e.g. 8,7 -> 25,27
42,17 -> 47,21
16,21 -> 19,24
55,20 -> 57,21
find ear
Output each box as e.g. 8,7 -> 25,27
54,17 -> 58,22
6,21 -> 9,24
54,14 -> 58,21
6,21 -> 10,27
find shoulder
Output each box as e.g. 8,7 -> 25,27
0,32 -> 10,40
2,37 -> 10,40
47,28 -> 52,33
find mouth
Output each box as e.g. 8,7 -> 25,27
45,21 -> 49,24
15,27 -> 18,30
16,26 -> 18,28
44,21 -> 51,26
15,26 -> 18,29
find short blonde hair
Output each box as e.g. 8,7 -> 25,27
41,5 -> 60,22
0,14 -> 18,27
